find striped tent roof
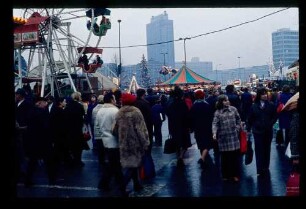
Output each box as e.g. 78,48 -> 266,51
160,65 -> 214,85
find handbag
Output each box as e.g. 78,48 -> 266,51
240,130 -> 247,154
139,152 -> 156,180
286,172 -> 300,196
277,102 -> 284,114
82,124 -> 91,141
163,135 -> 177,154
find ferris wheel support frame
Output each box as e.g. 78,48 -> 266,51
18,8 -> 108,96
40,20 -> 53,97
53,27 -> 77,93
17,48 -> 22,88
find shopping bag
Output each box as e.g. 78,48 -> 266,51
163,135 -> 177,154
286,172 -> 300,196
82,124 -> 91,141
139,152 -> 156,180
240,130 -> 247,154
285,142 -> 292,158
277,102 -> 284,114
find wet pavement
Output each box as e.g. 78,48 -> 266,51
16,120 -> 293,198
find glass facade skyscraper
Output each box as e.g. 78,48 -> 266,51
146,11 -> 175,68
272,28 -> 299,68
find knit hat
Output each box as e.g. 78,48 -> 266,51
121,93 -> 136,105
194,89 -> 205,99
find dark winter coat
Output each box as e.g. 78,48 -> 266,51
25,106 -> 52,158
278,92 -> 292,129
190,99 -> 214,150
166,98 -> 191,149
247,101 -> 277,134
134,98 -> 153,141
65,100 -> 86,150
289,111 -> 299,159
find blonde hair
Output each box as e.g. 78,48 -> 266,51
71,91 -> 82,101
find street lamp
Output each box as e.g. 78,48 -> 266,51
179,37 -> 191,67
160,52 -> 168,66
237,56 -> 241,81
215,64 -> 221,82
118,19 -> 122,88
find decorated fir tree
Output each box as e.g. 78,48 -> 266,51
139,54 -> 151,88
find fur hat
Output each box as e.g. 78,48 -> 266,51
194,89 -> 205,99
121,93 -> 136,105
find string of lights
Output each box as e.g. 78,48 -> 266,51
16,8 -> 291,50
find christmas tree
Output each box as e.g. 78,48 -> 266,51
139,54 -> 151,88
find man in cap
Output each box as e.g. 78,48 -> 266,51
15,88 -> 33,184
24,96 -> 57,186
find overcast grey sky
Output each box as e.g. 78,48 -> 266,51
14,8 -> 298,70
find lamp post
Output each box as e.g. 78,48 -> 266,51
215,64 -> 221,82
160,52 -> 168,66
179,37 -> 191,67
237,56 -> 241,82
118,19 -> 122,88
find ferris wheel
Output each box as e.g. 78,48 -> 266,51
14,8 -> 113,98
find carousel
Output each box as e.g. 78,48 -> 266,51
154,65 -> 219,92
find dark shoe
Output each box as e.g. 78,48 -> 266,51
121,190 -> 131,197
49,178 -> 57,185
24,179 -> 34,188
200,160 -> 207,170
177,158 -> 185,167
78,161 -> 85,167
98,182 -> 111,191
134,184 -> 144,192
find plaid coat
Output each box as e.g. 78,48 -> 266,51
212,106 -> 241,152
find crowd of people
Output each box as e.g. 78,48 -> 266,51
15,83 -> 299,196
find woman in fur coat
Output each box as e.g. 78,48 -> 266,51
113,93 -> 150,193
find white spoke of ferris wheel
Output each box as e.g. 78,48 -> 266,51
60,9 -> 87,21
38,48 -> 43,78
53,28 -> 77,92
61,15 -> 87,21
70,38 -> 80,74
88,36 -> 102,60
66,22 -> 73,71
52,8 -> 64,16
76,9 -> 95,62
27,47 -> 37,76
52,25 -> 80,69
41,20 -> 53,97
56,26 -> 90,50
85,73 -> 94,93
17,48 -> 22,88
55,8 -> 87,20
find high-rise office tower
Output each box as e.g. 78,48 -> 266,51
272,28 -> 299,68
146,11 -> 175,68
